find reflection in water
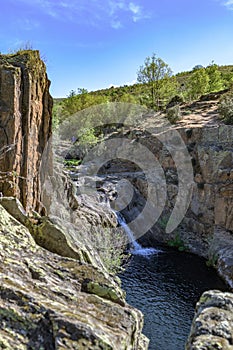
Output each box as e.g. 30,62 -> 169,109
119,249 -> 227,350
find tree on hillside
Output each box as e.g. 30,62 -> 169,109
62,88 -> 89,115
137,53 -> 177,109
61,88 -> 108,117
221,68 -> 233,89
192,64 -> 204,71
187,68 -> 210,100
218,90 -> 233,124
118,93 -> 138,103
67,89 -> 77,98
206,62 -> 224,92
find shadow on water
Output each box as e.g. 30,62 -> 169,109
119,248 -> 228,350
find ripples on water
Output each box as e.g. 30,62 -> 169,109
119,249 -> 227,350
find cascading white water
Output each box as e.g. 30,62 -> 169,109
117,212 -> 161,256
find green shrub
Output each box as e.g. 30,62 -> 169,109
64,159 -> 81,167
218,91 -> 233,124
157,216 -> 169,230
78,127 -> 99,146
89,226 -> 128,274
166,105 -> 181,124
166,95 -> 184,108
206,254 -> 218,267
167,233 -> 186,251
183,110 -> 192,115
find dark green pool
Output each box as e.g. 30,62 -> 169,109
119,249 -> 227,350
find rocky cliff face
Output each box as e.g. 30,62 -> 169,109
0,51 -> 148,349
142,124 -> 233,287
0,202 -> 148,349
139,124 -> 233,245
0,51 -> 53,214
95,112 -> 233,287
73,100 -> 232,349
186,290 -> 233,350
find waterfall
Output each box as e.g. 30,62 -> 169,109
117,212 -> 161,256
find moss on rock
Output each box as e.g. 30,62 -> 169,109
0,202 -> 148,349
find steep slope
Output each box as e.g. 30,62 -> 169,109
0,51 -> 148,349
0,50 -> 52,214
0,202 -> 147,349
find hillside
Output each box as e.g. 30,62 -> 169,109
52,64 -> 233,128
68,64 -> 233,98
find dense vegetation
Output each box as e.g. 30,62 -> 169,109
53,54 -> 233,128
218,90 -> 233,124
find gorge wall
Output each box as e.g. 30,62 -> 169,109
0,51 -> 232,350
0,51 -> 148,349
144,124 -> 233,287
0,50 -> 53,214
84,106 -> 233,349
98,120 -> 233,287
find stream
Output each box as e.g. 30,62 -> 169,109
69,169 -> 228,349
119,249 -> 227,350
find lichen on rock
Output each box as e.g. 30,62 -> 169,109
186,290 -> 233,350
0,203 -> 148,349
0,51 -> 148,349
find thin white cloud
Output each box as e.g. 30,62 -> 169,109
111,20 -> 123,29
108,78 -> 136,88
129,2 -> 150,22
17,18 -> 40,30
124,79 -> 137,85
15,0 -> 150,28
109,1 -> 127,15
223,0 -> 233,9
110,1 -> 151,26
129,2 -> 140,14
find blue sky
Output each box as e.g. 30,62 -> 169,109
1,0 -> 233,97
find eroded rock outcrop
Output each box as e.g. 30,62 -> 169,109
209,227 -> 233,289
153,125 -> 233,286
78,110 -> 233,348
95,122 -> 233,286
186,290 -> 233,350
0,52 -> 148,349
0,50 -> 53,214
0,203 -> 147,349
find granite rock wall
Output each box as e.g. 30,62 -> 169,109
0,50 -> 53,214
